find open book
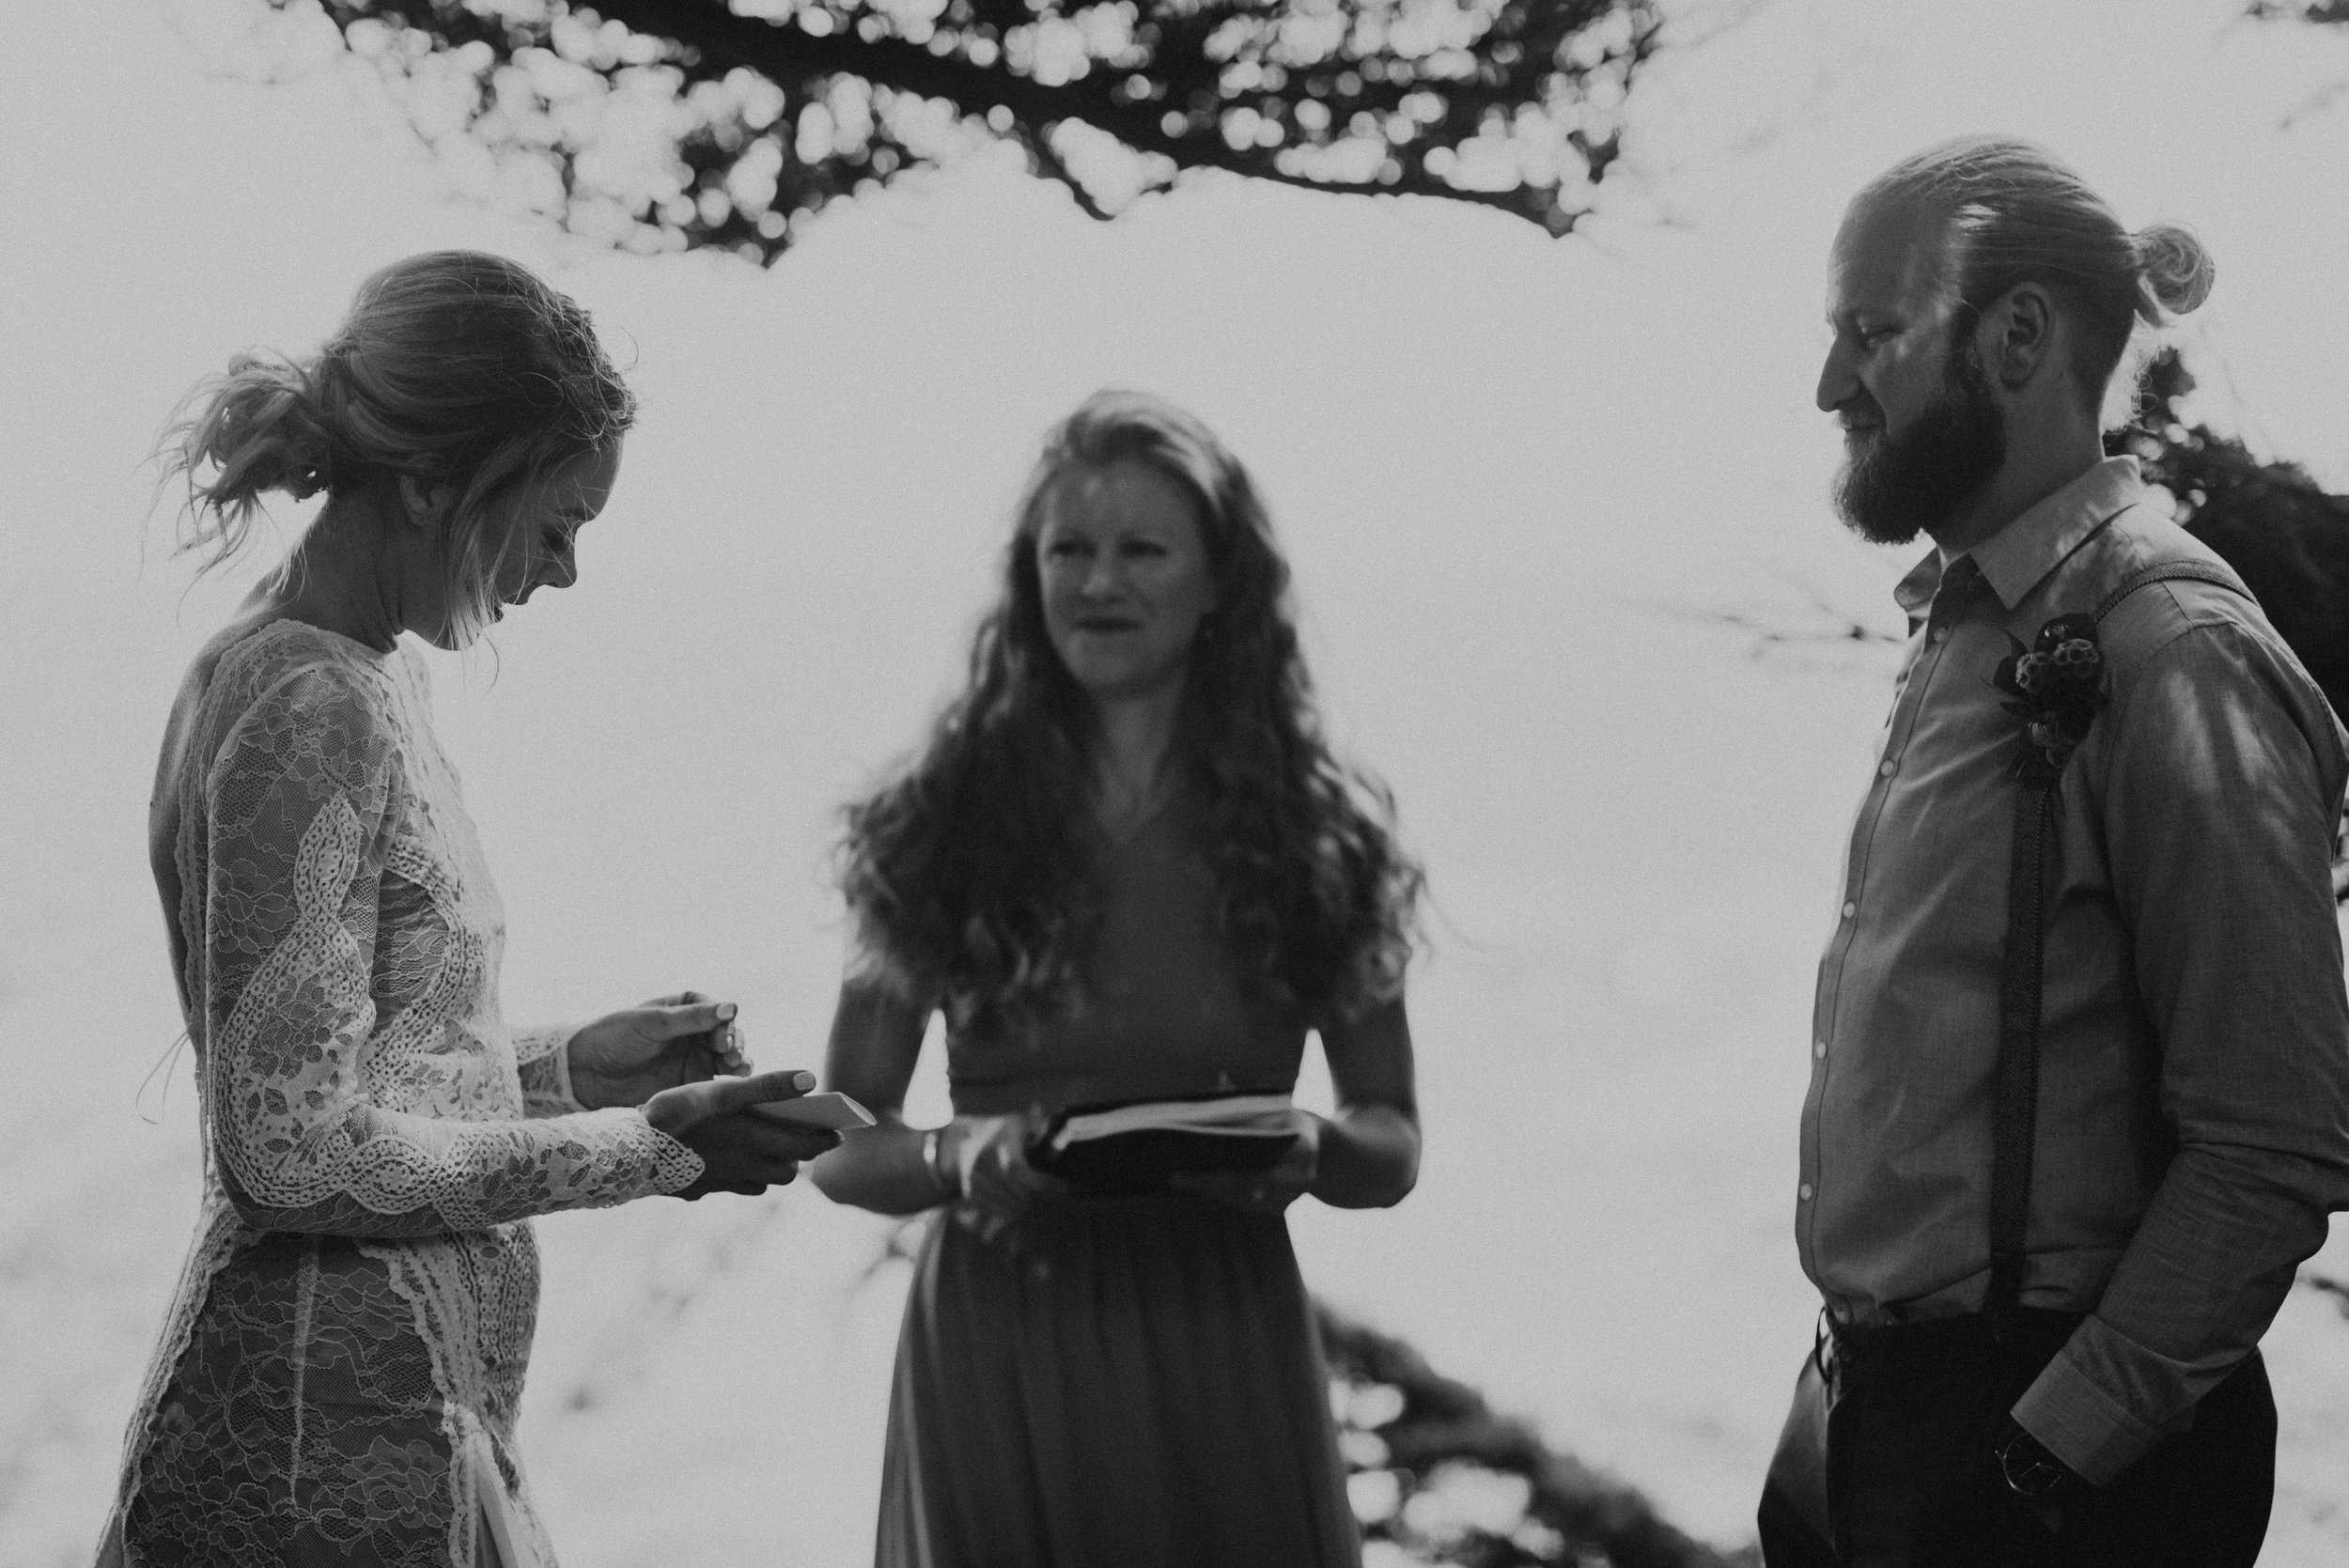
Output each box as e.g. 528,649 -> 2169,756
1029,1093 -> 1298,1195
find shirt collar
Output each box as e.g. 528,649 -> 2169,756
1891,457 -> 2144,620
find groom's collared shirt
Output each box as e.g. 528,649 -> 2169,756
1803,457 -> 2349,1483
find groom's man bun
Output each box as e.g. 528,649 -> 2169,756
2131,219 -> 2217,318
1859,135 -> 2214,407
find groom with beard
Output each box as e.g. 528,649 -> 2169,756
1758,137 -> 2349,1568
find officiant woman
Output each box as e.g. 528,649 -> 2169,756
811,389 -> 1423,1568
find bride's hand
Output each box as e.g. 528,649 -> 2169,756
945,1110 -> 1074,1240
568,991 -> 750,1111
646,1069 -> 842,1199
1168,1110 -> 1324,1213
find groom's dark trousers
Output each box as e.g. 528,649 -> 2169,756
1755,1308 -> 2275,1568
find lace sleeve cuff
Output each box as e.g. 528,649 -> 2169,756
640,1115 -> 705,1195
515,1023 -> 584,1117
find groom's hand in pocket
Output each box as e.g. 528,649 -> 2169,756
646,1069 -> 843,1199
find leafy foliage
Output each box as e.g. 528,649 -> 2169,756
2248,1 -> 2349,23
2105,349 -> 2349,720
252,0 -> 1660,263
1319,1302 -> 1753,1568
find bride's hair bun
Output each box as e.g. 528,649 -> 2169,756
155,252 -> 636,635
2133,221 -> 2216,320
160,349 -> 342,568
213,351 -> 336,497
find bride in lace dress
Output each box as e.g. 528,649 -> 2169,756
100,252 -> 836,1568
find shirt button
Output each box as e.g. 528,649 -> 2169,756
1933,627 -> 1951,643
1878,759 -> 1898,777
1842,901 -> 1857,919
1814,1040 -> 1828,1060
1799,1183 -> 1814,1202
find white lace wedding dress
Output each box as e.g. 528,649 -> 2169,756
100,619 -> 704,1568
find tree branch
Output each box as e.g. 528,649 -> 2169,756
1022,125 -> 1116,221
587,0 -> 1593,224
282,0 -> 1657,259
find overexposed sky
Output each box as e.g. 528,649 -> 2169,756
7,1 -> 2349,1561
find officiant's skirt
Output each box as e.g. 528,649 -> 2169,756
876,1192 -> 1360,1568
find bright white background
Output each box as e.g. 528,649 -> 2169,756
7,1 -> 2349,1562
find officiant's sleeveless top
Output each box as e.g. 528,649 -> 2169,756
943,790 -> 1308,1113
877,793 -> 1361,1568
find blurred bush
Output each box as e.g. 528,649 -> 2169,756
2248,2 -> 2349,23
850,1217 -> 1746,1561
1318,1302 -> 1755,1568
2107,349 -> 2349,720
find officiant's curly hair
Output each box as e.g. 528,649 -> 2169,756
838,390 -> 1423,1038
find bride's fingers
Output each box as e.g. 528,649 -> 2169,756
708,1067 -> 815,1113
650,999 -> 737,1043
651,1067 -> 815,1133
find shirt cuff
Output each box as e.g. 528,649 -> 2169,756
2010,1321 -> 2170,1487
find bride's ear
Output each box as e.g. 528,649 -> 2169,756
396,474 -> 455,531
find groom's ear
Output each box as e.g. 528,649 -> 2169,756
1983,283 -> 2058,392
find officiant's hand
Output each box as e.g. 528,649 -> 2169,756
1169,1110 -> 1324,1213
568,992 -> 751,1111
646,1069 -> 842,1199
945,1111 -> 1075,1241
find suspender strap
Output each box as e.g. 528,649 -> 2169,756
2091,560 -> 2250,623
1985,555 -> 2253,1327
1987,776 -> 2057,1323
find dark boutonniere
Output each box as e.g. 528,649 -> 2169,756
1991,613 -> 2105,784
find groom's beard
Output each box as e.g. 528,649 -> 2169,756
1833,340 -> 2008,547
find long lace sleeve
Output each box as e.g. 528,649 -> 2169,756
201,665 -> 702,1234
513,1023 -> 586,1116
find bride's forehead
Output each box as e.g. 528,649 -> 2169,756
550,443 -> 623,500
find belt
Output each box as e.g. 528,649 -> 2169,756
1815,1305 -> 2086,1378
